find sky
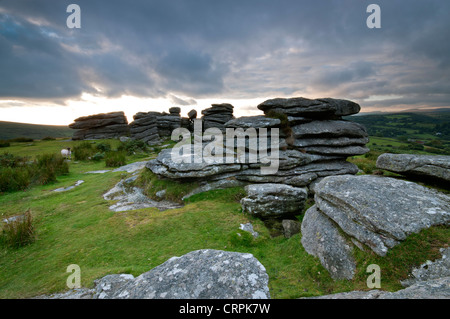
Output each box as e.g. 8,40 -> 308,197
0,0 -> 449,125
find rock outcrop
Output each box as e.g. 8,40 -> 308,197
301,175 -> 450,280
376,153 -> 450,185
157,113 -> 181,138
146,97 -> 367,198
128,109 -> 181,145
70,111 -> 129,140
37,249 -> 270,299
129,111 -> 160,145
201,103 -> 234,131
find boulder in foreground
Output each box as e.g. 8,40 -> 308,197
301,175 -> 450,280
37,249 -> 270,299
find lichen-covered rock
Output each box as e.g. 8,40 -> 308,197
34,250 -> 270,299
376,153 -> 450,184
103,249 -> 270,299
93,274 -> 135,299
313,175 -> 450,257
401,247 -> 450,288
224,116 -> 281,129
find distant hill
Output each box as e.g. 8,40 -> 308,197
0,121 -> 72,141
345,109 -> 450,141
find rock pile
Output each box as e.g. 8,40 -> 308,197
70,111 -> 129,140
201,103 -> 234,131
301,174 -> 450,280
376,153 -> 450,186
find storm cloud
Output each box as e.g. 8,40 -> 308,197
1,0 -> 449,112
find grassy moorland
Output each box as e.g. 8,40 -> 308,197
0,121 -> 72,141
0,136 -> 448,299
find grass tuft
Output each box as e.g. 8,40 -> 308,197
0,209 -> 35,249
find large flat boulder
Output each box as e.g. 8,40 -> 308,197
257,97 -> 360,118
300,175 -> 450,280
313,175 -> 450,257
224,116 -> 281,129
376,153 -> 450,184
291,120 -> 368,138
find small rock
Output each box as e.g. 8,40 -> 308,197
281,219 -> 301,238
239,223 -> 259,238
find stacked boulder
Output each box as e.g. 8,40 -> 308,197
128,108 -> 182,145
257,97 -> 369,156
70,111 -> 129,140
156,109 -> 181,138
201,103 -> 234,131
129,112 -> 161,145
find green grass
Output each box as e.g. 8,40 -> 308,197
0,139 -> 448,299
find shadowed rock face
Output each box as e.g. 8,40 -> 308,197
70,111 -> 129,140
376,153 -> 450,185
201,103 -> 234,130
301,174 -> 450,280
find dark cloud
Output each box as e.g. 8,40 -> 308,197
0,0 -> 449,111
